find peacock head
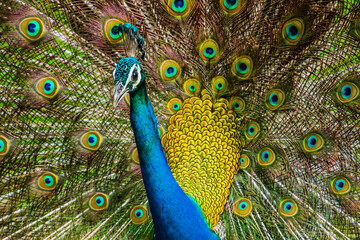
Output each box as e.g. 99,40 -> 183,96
113,57 -> 145,107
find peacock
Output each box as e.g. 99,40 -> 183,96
1,0 -> 360,239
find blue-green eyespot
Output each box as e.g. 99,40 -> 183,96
233,198 -> 252,217
199,39 -> 220,63
160,60 -> 182,82
245,122 -> 260,140
38,172 -> 58,191
258,147 -> 276,166
80,131 -> 102,151
280,199 -> 298,217
167,0 -> 191,17
220,0 -> 247,15
35,77 -> 60,99
239,154 -> 250,169
303,133 -> 324,152
130,205 -> 148,224
104,19 -> 125,44
331,176 -> 351,195
336,82 -> 359,103
265,89 -> 285,110
232,56 -> 253,79
282,18 -> 305,45
89,193 -> 109,211
0,136 -> 10,156
167,98 -> 183,113
18,17 -> 45,41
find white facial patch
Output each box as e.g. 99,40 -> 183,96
113,68 -> 116,80
127,64 -> 142,90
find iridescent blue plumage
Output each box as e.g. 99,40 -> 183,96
113,52 -> 219,239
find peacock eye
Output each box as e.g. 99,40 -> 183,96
35,77 -> 60,99
303,133 -> 324,152
230,96 -> 245,113
167,0 -> 191,17
130,205 -> 148,224
89,193 -> 109,211
233,198 -> 252,217
199,39 -> 220,63
167,98 -> 183,113
258,147 -> 276,166
18,17 -> 45,41
282,18 -> 305,45
80,131 -> 102,151
204,47 -> 216,58
223,0 -> 238,10
131,147 -> 139,163
245,122 -> 260,140
331,176 -> 351,195
38,172 -> 58,191
232,56 -> 253,79
183,78 -> 201,96
104,19 -> 125,44
265,89 -> 285,110
158,126 -> 166,138
239,154 -> 250,169
336,82 -> 359,103
0,136 -> 10,156
160,60 -> 181,82
211,76 -> 228,95
280,199 -> 298,217
220,0 -> 247,15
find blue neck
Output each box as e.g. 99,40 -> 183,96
130,83 -> 219,240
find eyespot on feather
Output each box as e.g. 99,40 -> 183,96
239,154 -> 250,169
183,78 -> 201,96
220,0 -> 247,15
336,82 -> 359,103
265,89 -> 285,110
130,205 -> 148,224
166,0 -> 192,17
89,193 -> 109,211
0,136 -> 10,156
132,148 -> 139,164
18,17 -> 45,41
279,199 -> 298,217
37,172 -> 58,191
258,147 -> 275,166
331,176 -> 351,195
233,198 -> 252,217
231,56 -> 253,80
281,18 -> 305,45
80,131 -> 102,151
303,133 -> 324,152
104,19 -> 125,44
199,39 -> 220,63
158,126 -> 166,138
230,97 -> 245,113
160,60 -> 182,82
35,77 -> 60,99
167,98 -> 183,113
211,76 -> 228,95
244,122 -> 260,140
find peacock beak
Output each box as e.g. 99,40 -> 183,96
113,83 -> 129,107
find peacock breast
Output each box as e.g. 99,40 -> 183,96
162,89 -> 243,228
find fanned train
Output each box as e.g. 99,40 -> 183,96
1,0 -> 360,239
